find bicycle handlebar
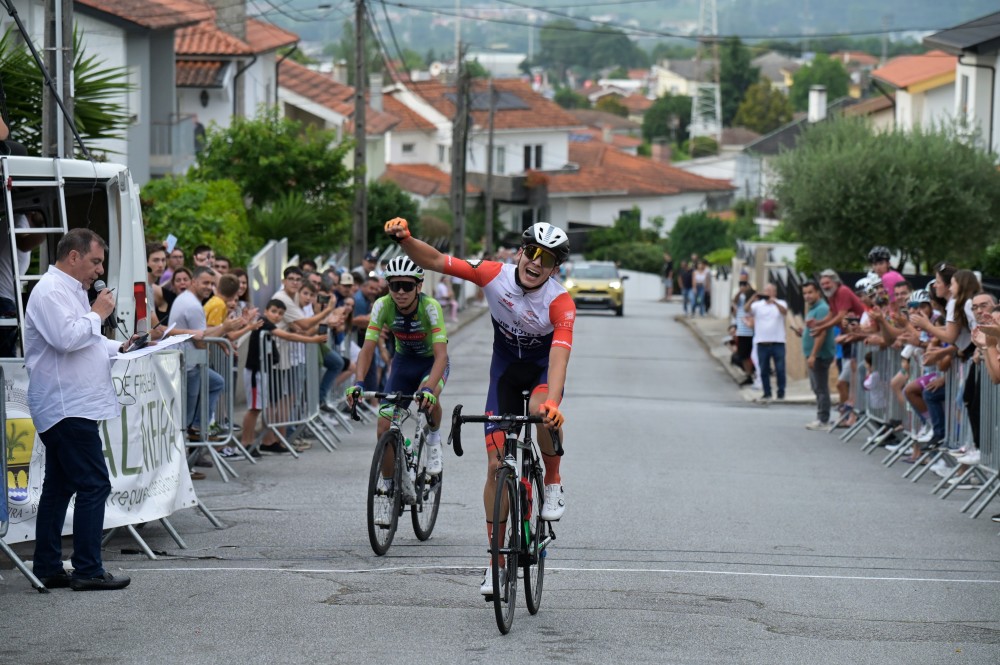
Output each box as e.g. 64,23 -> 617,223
448,404 -> 563,457
348,390 -> 426,422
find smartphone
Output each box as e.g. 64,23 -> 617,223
124,332 -> 150,353
318,324 -> 329,335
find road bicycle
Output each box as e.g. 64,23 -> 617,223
351,391 -> 444,555
448,391 -> 563,634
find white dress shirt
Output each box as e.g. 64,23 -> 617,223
23,265 -> 121,433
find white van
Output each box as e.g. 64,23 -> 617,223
1,155 -> 150,350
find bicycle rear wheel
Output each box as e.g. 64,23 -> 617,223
491,467 -> 519,634
523,466 -> 545,615
367,430 -> 402,556
411,463 -> 442,540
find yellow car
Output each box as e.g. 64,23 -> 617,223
563,261 -> 627,316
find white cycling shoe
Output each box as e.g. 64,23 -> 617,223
480,564 -> 507,596
540,484 -> 565,521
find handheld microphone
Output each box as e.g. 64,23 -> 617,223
94,279 -> 106,292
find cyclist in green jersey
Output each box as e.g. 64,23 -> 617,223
347,256 -> 450,476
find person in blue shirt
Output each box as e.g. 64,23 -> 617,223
800,280 -> 836,429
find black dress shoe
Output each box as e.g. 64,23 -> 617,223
39,571 -> 72,589
69,572 -> 131,591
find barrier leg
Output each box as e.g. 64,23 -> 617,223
882,434 -> 913,467
939,466 -> 977,500
158,517 -> 188,549
931,462 -> 961,495
909,449 -> 946,482
840,413 -> 870,442
961,472 -> 998,514
197,500 -> 225,529
306,420 -> 337,452
969,479 -> 1000,519
0,539 -> 48,592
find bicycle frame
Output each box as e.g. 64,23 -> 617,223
352,391 -> 429,478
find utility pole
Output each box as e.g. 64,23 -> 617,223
484,79 -> 496,256
450,48 -> 469,259
43,0 -> 73,158
351,0 -> 367,267
689,0 -> 721,145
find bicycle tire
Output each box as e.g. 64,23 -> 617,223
411,465 -> 442,540
367,430 -> 403,556
522,465 -> 545,615
491,466 -> 519,634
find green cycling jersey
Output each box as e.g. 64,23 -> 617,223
364,293 -> 448,357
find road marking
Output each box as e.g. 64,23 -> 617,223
125,564 -> 1000,585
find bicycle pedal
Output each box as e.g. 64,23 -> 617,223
484,594 -> 494,602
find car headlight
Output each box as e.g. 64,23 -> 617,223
564,279 -> 575,289
609,281 -> 621,289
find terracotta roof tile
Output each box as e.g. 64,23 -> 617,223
176,60 -> 227,88
176,19 -> 252,56
406,79 -> 581,131
548,142 -> 733,196
620,93 -> 653,113
871,51 -> 957,89
380,164 -> 480,198
245,17 -> 298,52
382,94 -> 436,132
76,0 -> 209,30
568,109 -> 640,131
278,60 -> 399,135
831,51 -> 880,67
570,129 -> 642,150
843,94 -> 895,116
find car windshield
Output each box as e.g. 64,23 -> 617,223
571,265 -> 618,279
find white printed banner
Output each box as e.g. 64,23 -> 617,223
3,351 -> 198,542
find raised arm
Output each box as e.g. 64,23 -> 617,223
385,217 -> 447,273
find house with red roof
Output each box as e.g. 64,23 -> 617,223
924,11 -> 1000,155
870,51 -> 957,133
378,78 -> 733,244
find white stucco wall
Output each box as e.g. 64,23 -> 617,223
548,190 -> 710,234
468,129 -> 571,175
386,130 -> 438,165
956,52 -> 1000,154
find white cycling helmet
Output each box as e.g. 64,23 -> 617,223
521,222 -> 570,264
908,289 -> 931,306
384,255 -> 424,281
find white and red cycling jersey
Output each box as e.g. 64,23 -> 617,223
443,257 -> 575,364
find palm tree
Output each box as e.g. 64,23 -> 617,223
0,26 -> 130,157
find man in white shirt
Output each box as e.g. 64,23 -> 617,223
748,283 -> 788,402
24,228 -> 136,591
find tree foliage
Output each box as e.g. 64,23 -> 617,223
718,37 -> 759,127
789,55 -> 849,112
140,176 -> 255,266
192,107 -> 353,210
772,118 -> 1000,272
583,207 -> 664,272
642,94 -> 691,144
668,211 -> 731,261
324,19 -> 384,86
366,180 -> 420,249
595,96 -> 628,117
190,107 -> 354,254
554,87 -> 591,110
0,27 -> 131,157
538,21 -> 646,83
733,79 -> 793,134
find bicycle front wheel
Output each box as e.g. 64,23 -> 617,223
491,467 -> 519,635
367,430 -> 403,556
523,466 -> 545,615
411,463 -> 442,540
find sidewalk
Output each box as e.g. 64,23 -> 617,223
675,309 -> 816,405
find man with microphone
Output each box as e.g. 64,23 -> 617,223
24,228 -> 138,590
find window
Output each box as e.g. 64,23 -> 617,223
523,144 -> 542,171
438,145 -> 446,163
402,143 -> 415,154
496,146 -> 505,174
960,74 -> 970,116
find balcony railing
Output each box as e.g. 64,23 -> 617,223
150,115 -> 197,176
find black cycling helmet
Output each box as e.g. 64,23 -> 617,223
867,245 -> 891,263
521,222 -> 570,264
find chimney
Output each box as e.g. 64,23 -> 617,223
369,73 -> 383,112
333,60 -> 348,85
651,139 -> 671,164
808,85 -> 827,123
602,124 -> 613,144
207,0 -> 246,40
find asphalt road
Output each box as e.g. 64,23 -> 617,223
3,272 -> 999,664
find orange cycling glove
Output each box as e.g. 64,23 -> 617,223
538,399 -> 564,429
384,217 -> 411,241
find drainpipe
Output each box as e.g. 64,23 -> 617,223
233,54 -> 258,118
275,45 -> 298,107
959,54 -> 996,154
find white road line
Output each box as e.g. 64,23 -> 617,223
124,564 -> 1000,584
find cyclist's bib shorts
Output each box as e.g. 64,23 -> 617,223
380,355 -> 450,416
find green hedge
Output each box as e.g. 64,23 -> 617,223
583,241 -> 664,273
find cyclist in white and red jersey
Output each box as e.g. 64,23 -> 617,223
384,217 -> 575,596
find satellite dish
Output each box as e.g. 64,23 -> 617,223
429,61 -> 443,77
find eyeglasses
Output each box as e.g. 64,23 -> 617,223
522,245 -> 557,269
388,280 -> 417,293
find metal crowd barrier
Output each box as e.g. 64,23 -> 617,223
184,337 -> 253,482
964,367 -> 1000,519
257,332 -> 341,456
0,366 -> 46,591
837,344 -> 874,442
882,349 -> 923,467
